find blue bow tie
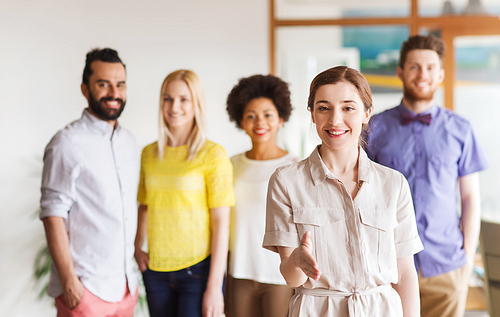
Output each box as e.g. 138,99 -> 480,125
401,112 -> 432,125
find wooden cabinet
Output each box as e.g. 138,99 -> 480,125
480,220 -> 500,317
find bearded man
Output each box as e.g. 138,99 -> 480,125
40,48 -> 139,317
365,35 -> 488,317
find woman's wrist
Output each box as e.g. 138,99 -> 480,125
205,274 -> 224,291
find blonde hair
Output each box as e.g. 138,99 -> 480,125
157,70 -> 207,160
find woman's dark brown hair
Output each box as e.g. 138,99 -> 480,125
307,66 -> 373,113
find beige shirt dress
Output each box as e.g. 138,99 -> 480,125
263,147 -> 423,317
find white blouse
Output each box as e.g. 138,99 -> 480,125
229,152 -> 299,284
263,146 -> 423,316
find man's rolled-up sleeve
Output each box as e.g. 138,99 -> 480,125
40,133 -> 79,220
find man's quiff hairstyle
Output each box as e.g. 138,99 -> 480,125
399,35 -> 445,69
82,48 -> 125,86
226,74 -> 292,129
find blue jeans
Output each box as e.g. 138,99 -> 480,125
142,257 -> 211,317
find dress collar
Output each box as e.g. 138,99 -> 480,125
308,145 -> 372,186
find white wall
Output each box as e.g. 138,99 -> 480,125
0,0 -> 267,315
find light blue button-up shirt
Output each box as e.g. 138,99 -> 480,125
366,103 -> 488,277
40,109 -> 139,302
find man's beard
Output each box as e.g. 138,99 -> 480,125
88,91 -> 126,121
402,82 -> 435,104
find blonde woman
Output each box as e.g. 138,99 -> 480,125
134,70 -> 234,317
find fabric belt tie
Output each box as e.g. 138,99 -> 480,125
296,285 -> 392,317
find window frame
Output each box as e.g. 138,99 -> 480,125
269,0 -> 500,109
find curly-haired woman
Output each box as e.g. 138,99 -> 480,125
225,74 -> 299,317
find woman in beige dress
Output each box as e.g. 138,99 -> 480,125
263,66 -> 423,317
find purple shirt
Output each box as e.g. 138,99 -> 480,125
366,103 -> 488,277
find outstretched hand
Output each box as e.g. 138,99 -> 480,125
294,231 -> 320,281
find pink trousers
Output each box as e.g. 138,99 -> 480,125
55,285 -> 138,317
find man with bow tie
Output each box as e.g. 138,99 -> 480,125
365,35 -> 488,317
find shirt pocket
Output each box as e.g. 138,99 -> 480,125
429,154 -> 458,182
358,208 -> 397,274
292,208 -> 349,277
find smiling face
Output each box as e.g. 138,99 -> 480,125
311,81 -> 371,153
240,97 -> 284,145
81,60 -> 127,124
398,49 -> 444,104
162,80 -> 195,134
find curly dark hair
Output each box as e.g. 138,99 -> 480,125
82,48 -> 125,86
226,74 -> 292,129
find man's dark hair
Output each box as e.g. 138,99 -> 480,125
226,74 -> 292,129
82,48 -> 125,86
399,35 -> 445,69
